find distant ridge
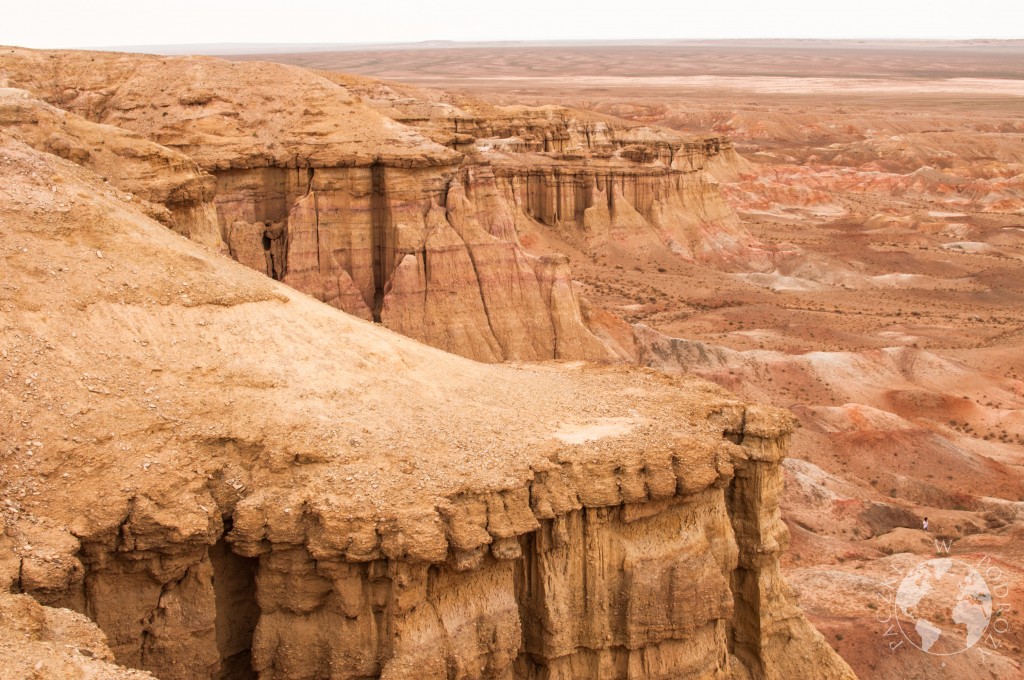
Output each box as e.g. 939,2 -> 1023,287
91,38 -> 1024,56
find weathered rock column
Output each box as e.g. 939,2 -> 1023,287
726,408 -> 857,680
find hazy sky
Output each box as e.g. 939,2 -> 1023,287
2,0 -> 1022,48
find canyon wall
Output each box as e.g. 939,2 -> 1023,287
212,163 -> 612,362
492,159 -> 748,263
330,79 -> 762,265
197,88 -> 763,363
0,47 -> 768,363
209,141 -> 754,362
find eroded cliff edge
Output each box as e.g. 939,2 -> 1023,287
1,129 -> 852,679
0,47 -> 769,364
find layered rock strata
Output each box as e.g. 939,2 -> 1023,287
0,47 -> 767,363
1,134 -> 854,679
327,78 -> 760,263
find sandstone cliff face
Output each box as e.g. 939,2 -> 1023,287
0,47 -> 768,363
492,157 -> 751,264
211,163 -> 611,362
333,78 -> 765,267
1,135 -> 853,679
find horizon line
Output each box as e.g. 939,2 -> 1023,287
14,37 -> 1024,54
